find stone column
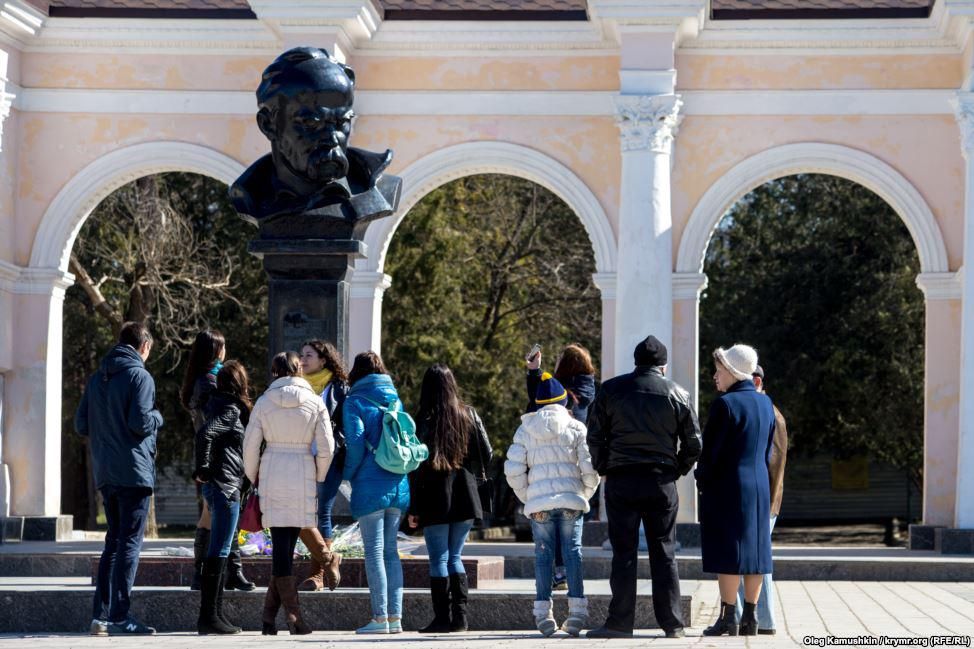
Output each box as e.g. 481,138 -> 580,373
348,270 -> 392,362
592,272 -> 618,382
953,92 -> 974,530
612,94 -> 682,377
672,271 -> 708,524
2,268 -> 75,539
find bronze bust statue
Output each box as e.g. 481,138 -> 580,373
231,47 -> 401,230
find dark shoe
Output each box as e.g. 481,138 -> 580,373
448,573 -> 469,632
419,577 -> 452,633
224,534 -> 255,592
665,627 -> 686,639
586,624 -> 632,638
197,558 -> 240,635
191,527 -> 210,591
215,557 -> 242,633
739,601 -> 758,636
702,602 -> 739,637
109,618 -> 156,635
261,576 -> 281,635
552,572 -> 568,591
758,629 -> 777,635
277,575 -> 312,635
297,528 -> 328,592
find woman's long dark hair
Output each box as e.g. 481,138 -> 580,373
217,360 -> 253,416
348,351 -> 387,386
417,364 -> 471,472
302,339 -> 349,384
180,329 -> 226,409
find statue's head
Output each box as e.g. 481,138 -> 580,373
256,47 -> 355,187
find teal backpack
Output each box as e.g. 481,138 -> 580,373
357,396 -> 429,474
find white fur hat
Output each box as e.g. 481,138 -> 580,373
714,344 -> 758,382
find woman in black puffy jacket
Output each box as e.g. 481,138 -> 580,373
193,360 -> 252,635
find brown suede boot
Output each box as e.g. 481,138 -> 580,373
276,575 -> 312,635
261,576 -> 281,635
323,538 -> 342,591
297,528 -> 328,592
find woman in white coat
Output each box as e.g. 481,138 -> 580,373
243,351 -> 334,636
505,373 -> 600,637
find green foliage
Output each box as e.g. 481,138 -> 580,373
699,174 -> 924,488
382,175 -> 601,456
61,172 -> 268,526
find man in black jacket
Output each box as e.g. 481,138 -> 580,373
586,335 -> 702,639
76,322 -> 163,636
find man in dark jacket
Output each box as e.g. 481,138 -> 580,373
586,335 -> 702,639
76,322 -> 163,636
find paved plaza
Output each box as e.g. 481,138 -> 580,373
0,578 -> 971,648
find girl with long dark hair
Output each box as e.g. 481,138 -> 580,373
181,330 -> 254,591
407,364 -> 492,633
193,360 -> 252,635
297,339 -> 348,591
244,352 -> 334,635
343,351 -> 410,634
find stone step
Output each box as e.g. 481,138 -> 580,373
91,555 -> 504,589
502,554 -> 974,582
0,587 -> 693,633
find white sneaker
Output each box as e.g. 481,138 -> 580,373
89,619 -> 108,636
533,600 -> 557,637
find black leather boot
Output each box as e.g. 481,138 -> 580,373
216,557 -> 242,633
223,534 -> 255,591
448,573 -> 469,632
739,601 -> 758,636
702,602 -> 739,636
191,528 -> 210,591
197,558 -> 240,635
419,577 -> 451,633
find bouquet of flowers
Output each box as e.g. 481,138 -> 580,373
238,529 -> 272,556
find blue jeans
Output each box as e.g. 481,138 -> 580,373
316,462 -> 343,540
359,508 -> 403,619
92,485 -> 152,623
202,483 -> 240,558
736,515 -> 777,629
423,520 -> 473,578
530,508 -> 584,601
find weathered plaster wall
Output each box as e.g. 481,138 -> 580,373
676,53 -> 963,90
924,298 -> 962,526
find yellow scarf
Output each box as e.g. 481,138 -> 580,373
304,368 -> 333,396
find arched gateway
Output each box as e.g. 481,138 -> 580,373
1,0 -> 972,548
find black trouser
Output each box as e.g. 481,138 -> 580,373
270,527 -> 300,577
604,468 -> 682,633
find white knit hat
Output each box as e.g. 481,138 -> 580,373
714,344 -> 758,382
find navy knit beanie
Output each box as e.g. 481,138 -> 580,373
535,372 -> 569,408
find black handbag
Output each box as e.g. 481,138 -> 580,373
472,420 -> 494,516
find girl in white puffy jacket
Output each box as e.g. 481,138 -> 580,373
505,372 -> 600,637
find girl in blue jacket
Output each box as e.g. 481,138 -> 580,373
343,351 -> 410,635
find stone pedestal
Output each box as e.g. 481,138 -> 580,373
1,515 -> 72,542
908,524 -> 944,550
249,238 -> 365,362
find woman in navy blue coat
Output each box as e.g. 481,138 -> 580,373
694,344 -> 775,637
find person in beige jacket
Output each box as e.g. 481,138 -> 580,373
243,351 -> 334,636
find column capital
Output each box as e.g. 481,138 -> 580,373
952,92 -> 974,160
614,94 -> 683,154
0,263 -> 74,297
348,270 -> 392,299
592,272 -> 618,299
916,271 -> 963,300
672,272 -> 708,300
